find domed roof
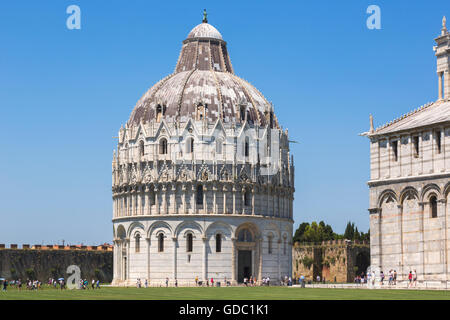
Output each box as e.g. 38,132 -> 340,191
187,22 -> 223,40
127,17 -> 278,129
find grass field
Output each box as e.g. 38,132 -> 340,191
0,286 -> 449,300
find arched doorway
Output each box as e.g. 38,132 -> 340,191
355,251 -> 370,276
236,227 -> 256,283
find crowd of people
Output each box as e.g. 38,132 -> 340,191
0,277 -> 101,291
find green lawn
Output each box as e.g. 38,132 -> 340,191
0,286 -> 449,300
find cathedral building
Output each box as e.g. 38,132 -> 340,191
111,13 -> 294,286
363,17 -> 450,287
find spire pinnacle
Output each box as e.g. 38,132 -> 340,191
369,114 -> 374,132
202,9 -> 208,23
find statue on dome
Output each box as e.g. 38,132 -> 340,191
203,9 -> 208,23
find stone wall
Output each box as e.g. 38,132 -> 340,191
292,240 -> 370,283
0,245 -> 113,282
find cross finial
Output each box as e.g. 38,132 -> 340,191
203,9 -> 208,23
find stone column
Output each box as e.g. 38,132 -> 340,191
231,237 -> 236,283
242,187 -> 245,214
162,185 -> 167,214
172,237 -> 177,280
277,239 -> 281,282
202,236 -> 207,281
397,204 -> 404,279
213,184 -> 217,214
223,185 -> 227,214
174,184 -> 178,214
147,188 -> 152,215
258,237 -> 263,284
419,201 -> 425,282
126,238 -> 130,281
439,71 -> 443,100
182,185 -> 187,214
204,185 -> 208,214
146,237 -> 151,282
113,239 -> 118,280
193,184 -> 197,214
232,185 -> 236,215
252,187 -> 255,215
155,186 -> 160,215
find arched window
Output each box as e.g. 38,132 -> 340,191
244,137 -> 249,157
139,140 -> 145,157
196,185 -> 203,205
216,234 -> 222,253
186,137 -> 194,154
156,105 -> 162,122
430,196 -> 438,218
240,106 -> 246,121
216,138 -> 223,154
159,138 -> 168,154
244,190 -> 251,206
135,234 -> 141,253
237,228 -> 253,242
268,235 -> 273,254
186,233 -> 193,252
150,190 -> 156,206
158,233 -> 164,252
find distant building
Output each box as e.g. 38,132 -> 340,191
292,240 -> 370,283
111,13 -> 294,286
362,17 -> 450,287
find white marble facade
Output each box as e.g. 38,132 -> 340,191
363,18 -> 450,287
111,18 -> 294,286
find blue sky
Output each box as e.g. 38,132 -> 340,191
0,1 -> 448,245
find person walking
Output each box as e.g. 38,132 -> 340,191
165,277 -> 169,287
195,276 -> 198,286
92,279 -> 95,290
380,271 -> 385,285
412,270 -> 417,287
408,271 -> 413,288
2,280 -> 7,292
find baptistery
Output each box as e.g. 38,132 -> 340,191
111,13 -> 295,286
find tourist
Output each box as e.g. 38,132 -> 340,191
408,271 -> 413,287
412,270 -> 417,287
96,280 -> 100,289
92,279 -> 95,290
267,276 -> 270,286
195,276 -> 198,286
165,277 -> 169,287
371,271 -> 376,286
388,270 -> 393,285
243,277 -> 248,286
380,271 -> 384,285
175,278 -> 178,287
2,279 -> 7,291
210,278 -> 214,287
393,270 -> 397,285
144,279 -> 148,288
